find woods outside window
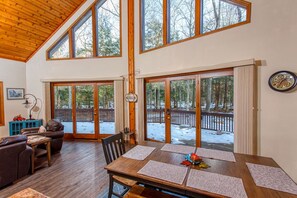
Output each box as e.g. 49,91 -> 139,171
47,0 -> 121,60
141,0 -> 251,52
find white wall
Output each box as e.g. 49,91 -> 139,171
0,58 -> 27,137
25,0 -> 297,182
134,0 -> 297,182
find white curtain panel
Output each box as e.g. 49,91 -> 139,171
234,65 -> 258,155
136,78 -> 145,143
114,80 -> 125,134
43,82 -> 51,123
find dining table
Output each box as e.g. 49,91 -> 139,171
105,141 -> 297,198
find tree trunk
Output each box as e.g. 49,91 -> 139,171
214,80 -> 220,111
211,0 -> 221,29
191,80 -> 195,109
223,77 -> 228,111
206,78 -> 212,112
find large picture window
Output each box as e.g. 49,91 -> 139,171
96,0 -> 121,56
48,34 -> 70,59
169,0 -> 195,43
73,11 -> 93,58
47,0 -> 121,60
141,0 -> 251,52
142,0 -> 163,51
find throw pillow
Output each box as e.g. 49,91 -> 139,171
38,126 -> 47,133
46,119 -> 64,131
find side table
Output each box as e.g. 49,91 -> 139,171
27,135 -> 51,174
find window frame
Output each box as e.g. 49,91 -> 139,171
47,0 -> 122,61
0,82 -> 5,126
48,33 -> 70,60
140,0 -> 251,53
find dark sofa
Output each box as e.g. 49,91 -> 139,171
0,135 -> 32,188
21,120 -> 64,153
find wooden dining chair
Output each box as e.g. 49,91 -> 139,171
102,133 -> 137,198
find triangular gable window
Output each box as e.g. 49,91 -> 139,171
47,0 -> 121,60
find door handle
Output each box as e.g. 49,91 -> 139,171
165,108 -> 171,120
165,108 -> 171,115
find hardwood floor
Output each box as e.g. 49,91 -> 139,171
0,140 -> 110,198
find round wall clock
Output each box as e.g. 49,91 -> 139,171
268,71 -> 297,92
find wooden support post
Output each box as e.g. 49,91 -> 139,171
128,0 -> 136,144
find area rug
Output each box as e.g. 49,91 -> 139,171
8,188 -> 49,198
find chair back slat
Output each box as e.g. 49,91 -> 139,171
102,133 -> 126,164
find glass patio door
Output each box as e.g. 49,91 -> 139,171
145,77 -> 197,146
74,84 -> 97,138
53,85 -> 73,134
52,81 -> 115,139
170,78 -> 197,146
145,80 -> 166,142
145,70 -> 234,151
200,75 -> 234,151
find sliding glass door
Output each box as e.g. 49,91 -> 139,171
98,83 -> 115,134
145,81 -> 166,142
144,70 -> 234,151
51,81 -> 115,139
53,85 -> 73,133
75,84 -> 96,138
200,75 -> 234,151
170,78 -> 196,145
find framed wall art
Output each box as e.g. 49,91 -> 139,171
6,88 -> 25,100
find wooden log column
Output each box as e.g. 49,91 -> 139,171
128,0 -> 136,144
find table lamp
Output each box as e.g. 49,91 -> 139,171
22,93 -> 37,120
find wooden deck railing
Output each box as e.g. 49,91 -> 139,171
146,109 -> 234,133
54,108 -> 114,122
54,108 -> 234,133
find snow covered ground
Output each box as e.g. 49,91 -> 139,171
62,122 -> 115,134
147,123 -> 234,145
61,122 -> 233,146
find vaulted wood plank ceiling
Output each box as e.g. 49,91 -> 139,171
0,0 -> 86,62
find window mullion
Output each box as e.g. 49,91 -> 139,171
92,6 -> 97,57
195,0 -> 201,36
163,0 -> 168,45
69,29 -> 74,58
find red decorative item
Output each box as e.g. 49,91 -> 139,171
181,160 -> 192,166
13,114 -> 26,121
190,153 -> 201,161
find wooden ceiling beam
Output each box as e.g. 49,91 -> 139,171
25,0 -> 69,19
17,0 -> 69,19
0,20 -> 50,38
0,46 -> 31,57
36,0 -> 77,14
0,0 -> 64,22
0,36 -> 39,50
0,43 -> 36,53
0,23 -> 47,40
62,0 -> 80,9
0,11 -> 55,34
0,30 -> 43,45
0,5 -> 60,27
0,53 -> 26,62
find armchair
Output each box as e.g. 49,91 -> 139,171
0,135 -> 32,188
21,119 -> 64,153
